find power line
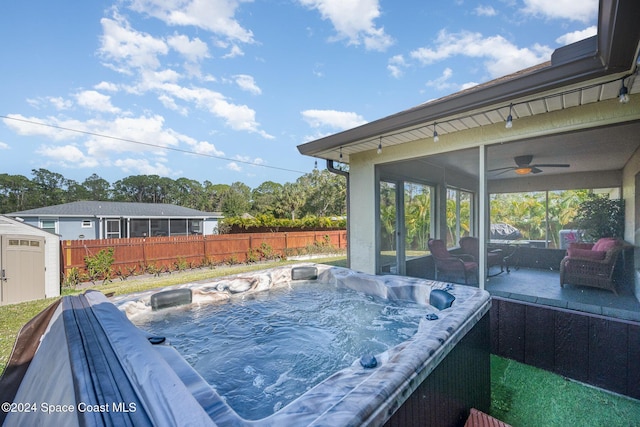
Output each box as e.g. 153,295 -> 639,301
0,115 -> 308,175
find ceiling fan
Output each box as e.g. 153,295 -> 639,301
489,155 -> 570,176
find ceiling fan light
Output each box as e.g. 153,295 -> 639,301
514,167 -> 531,175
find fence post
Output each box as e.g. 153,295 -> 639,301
142,238 -> 147,267
203,235 -> 207,263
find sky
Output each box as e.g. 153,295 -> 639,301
0,0 -> 599,189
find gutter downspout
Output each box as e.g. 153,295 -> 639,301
327,160 -> 350,268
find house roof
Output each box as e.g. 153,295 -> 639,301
297,0 -> 640,164
0,215 -> 60,237
7,201 -> 223,219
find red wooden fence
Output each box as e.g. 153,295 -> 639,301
61,230 -> 347,278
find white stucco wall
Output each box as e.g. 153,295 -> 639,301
348,156 -> 377,274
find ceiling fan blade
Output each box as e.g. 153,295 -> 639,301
488,166 -> 516,172
531,163 -> 570,168
530,167 -> 543,174
489,169 -> 515,176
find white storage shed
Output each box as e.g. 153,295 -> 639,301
0,215 -> 60,305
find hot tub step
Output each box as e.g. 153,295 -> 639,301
464,408 -> 511,427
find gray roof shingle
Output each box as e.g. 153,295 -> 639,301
8,201 -> 223,218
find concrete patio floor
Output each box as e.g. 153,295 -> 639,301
484,267 -> 640,322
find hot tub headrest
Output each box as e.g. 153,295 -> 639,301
430,289 -> 455,310
151,288 -> 192,311
291,266 -> 318,281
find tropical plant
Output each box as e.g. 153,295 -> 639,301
573,194 -> 625,241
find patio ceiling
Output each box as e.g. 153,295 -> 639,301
423,118 -> 640,180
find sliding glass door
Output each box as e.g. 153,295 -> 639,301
378,180 -> 434,275
379,181 -> 398,273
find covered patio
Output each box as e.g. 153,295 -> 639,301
298,0 -> 640,400
485,267 -> 640,322
298,0 -> 640,317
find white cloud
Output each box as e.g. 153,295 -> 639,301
234,154 -> 264,165
387,54 -> 408,79
522,0 -> 598,23
222,44 -> 244,58
36,144 -> 100,168
234,74 -> 261,95
179,133 -> 225,156
26,98 -> 42,109
96,10 -> 272,139
48,97 -> 73,110
460,81 -> 480,90
0,141 -> 9,150
410,30 -> 553,78
301,109 -> 367,130
426,68 -> 455,91
152,82 -> 272,137
227,161 -> 242,172
2,114 -> 82,141
114,157 -> 174,176
129,0 -> 255,43
136,69 -> 183,91
299,0 -> 393,51
167,33 -> 210,62
556,26 -> 597,46
474,5 -> 497,17
82,115 -> 183,157
75,90 -> 121,114
99,13 -> 169,73
3,112 -> 235,175
313,62 -> 325,77
158,94 -> 189,115
94,81 -> 119,92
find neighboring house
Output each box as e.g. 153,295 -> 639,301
7,201 -> 223,241
298,0 -> 640,300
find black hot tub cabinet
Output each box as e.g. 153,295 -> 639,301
1,264 -> 491,427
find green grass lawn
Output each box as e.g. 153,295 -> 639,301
491,356 -> 640,426
1,255 -> 639,426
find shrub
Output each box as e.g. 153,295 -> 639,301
84,247 -> 115,285
64,267 -> 83,288
221,214 -> 345,233
574,194 -> 625,241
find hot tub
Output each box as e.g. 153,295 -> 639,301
1,264 -> 491,427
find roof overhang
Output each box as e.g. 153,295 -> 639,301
297,0 -> 640,164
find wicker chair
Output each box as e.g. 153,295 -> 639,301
459,237 -> 505,276
428,239 -> 478,285
560,238 -> 623,295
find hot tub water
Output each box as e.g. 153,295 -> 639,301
131,282 -> 429,420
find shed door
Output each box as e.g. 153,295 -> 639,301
0,235 -> 45,305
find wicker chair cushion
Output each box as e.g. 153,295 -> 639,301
567,247 -> 606,260
592,237 -> 619,252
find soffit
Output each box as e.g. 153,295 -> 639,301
309,74 -> 640,164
